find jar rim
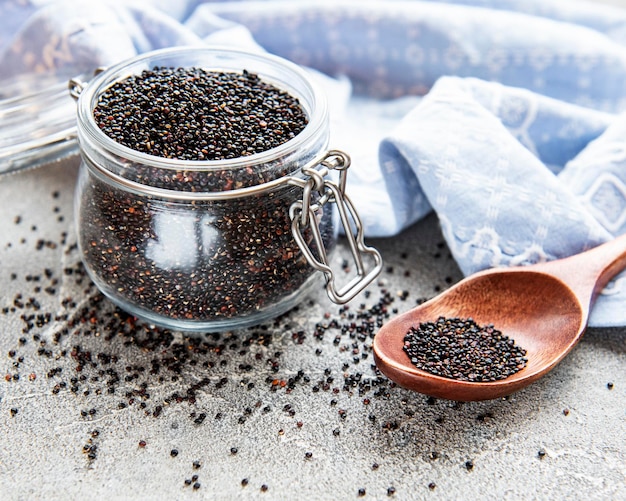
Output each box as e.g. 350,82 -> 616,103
76,46 -> 328,172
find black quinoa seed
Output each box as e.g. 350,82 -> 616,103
2,227 -> 401,496
403,317 -> 527,382
79,173 -> 334,322
82,67 -> 335,324
94,67 -> 307,163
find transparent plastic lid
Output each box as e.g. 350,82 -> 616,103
0,72 -> 79,175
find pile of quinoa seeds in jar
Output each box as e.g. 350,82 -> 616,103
93,67 -> 310,191
403,317 -> 528,382
83,66 -> 333,323
94,67 -> 307,165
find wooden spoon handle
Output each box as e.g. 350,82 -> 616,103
532,233 -> 626,308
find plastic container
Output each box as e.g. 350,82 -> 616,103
70,47 -> 381,332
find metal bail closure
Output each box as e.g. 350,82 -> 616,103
290,150 -> 383,304
68,67 -> 106,101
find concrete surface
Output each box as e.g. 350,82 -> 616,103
0,156 -> 624,500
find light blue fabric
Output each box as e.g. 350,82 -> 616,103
3,0 -> 626,326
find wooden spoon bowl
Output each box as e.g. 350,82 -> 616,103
373,235 -> 626,401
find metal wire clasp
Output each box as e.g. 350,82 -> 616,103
68,67 -> 106,100
290,150 -> 383,304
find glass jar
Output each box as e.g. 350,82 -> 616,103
70,47 -> 382,332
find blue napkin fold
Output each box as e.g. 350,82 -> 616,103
4,0 -> 626,326
379,76 -> 626,327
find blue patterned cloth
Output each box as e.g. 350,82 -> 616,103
4,0 -> 626,326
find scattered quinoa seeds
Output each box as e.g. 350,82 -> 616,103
7,195 -> 605,499
403,317 -> 527,382
2,239 -> 400,493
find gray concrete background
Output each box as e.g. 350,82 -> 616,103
0,155 -> 624,500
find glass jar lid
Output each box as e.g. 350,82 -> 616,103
0,71 -> 80,175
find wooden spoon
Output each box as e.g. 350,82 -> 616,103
373,235 -> 626,401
